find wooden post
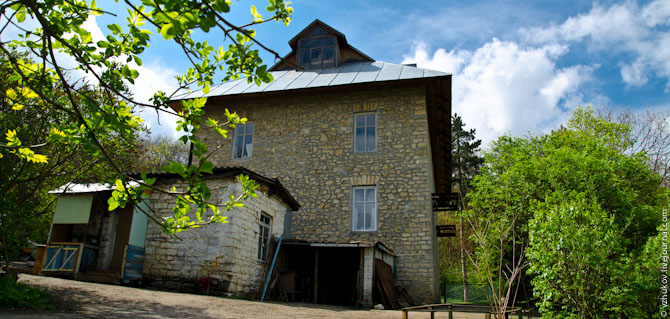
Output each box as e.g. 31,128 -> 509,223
261,235 -> 282,301
313,248 -> 319,304
73,243 -> 85,279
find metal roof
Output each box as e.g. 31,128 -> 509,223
134,166 -> 301,211
50,182 -> 141,194
172,62 -> 450,100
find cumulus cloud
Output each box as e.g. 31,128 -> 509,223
77,16 -> 180,137
403,0 -> 669,146
403,40 -> 594,146
522,0 -> 670,88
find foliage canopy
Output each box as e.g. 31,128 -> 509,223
0,0 -> 294,235
466,107 -> 668,317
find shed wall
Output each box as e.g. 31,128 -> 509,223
143,178 -> 287,296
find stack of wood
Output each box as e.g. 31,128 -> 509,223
374,259 -> 415,310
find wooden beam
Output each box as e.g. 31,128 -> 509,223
313,248 -> 319,304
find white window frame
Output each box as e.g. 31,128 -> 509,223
258,213 -> 272,261
352,185 -> 377,232
232,122 -> 254,159
353,113 -> 377,153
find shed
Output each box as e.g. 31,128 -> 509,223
41,182 -> 148,284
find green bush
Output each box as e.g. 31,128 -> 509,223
0,275 -> 51,309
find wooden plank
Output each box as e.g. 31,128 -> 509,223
261,235 -> 282,302
122,245 -> 145,282
374,258 -> 400,309
313,248 -> 319,303
120,245 -> 128,282
256,235 -> 276,299
73,243 -> 84,278
33,245 -> 46,275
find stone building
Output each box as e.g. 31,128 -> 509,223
142,167 -> 299,295
170,19 -> 452,305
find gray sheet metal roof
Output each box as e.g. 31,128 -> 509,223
50,182 -> 141,194
172,62 -> 450,100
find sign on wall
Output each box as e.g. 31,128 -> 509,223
431,193 -> 459,211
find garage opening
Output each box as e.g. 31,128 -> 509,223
269,243 -> 360,306
260,240 -> 396,308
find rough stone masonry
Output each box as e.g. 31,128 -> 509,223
198,84 -> 440,303
143,179 -> 289,296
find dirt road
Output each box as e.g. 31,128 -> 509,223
3,274 -> 491,319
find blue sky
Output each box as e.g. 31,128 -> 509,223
62,1 -> 670,145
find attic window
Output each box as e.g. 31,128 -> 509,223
298,28 -> 336,69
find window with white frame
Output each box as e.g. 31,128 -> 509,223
233,123 -> 254,159
354,113 -> 376,152
352,186 -> 376,231
258,213 -> 271,261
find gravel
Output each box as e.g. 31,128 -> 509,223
3,274 -> 488,319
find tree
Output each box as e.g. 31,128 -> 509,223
466,106 -> 668,317
449,113 -> 483,302
132,134 -> 190,172
465,135 -> 531,317
597,107 -> 670,187
525,107 -> 666,318
0,0 -> 294,235
0,52 -> 139,270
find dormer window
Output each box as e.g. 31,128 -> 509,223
269,20 -> 374,72
298,26 -> 337,69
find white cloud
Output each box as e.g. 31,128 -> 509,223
522,0 -> 670,88
77,16 -> 180,137
403,39 -> 594,146
620,59 -> 648,87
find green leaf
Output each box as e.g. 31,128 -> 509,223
107,24 -> 122,34
108,197 -> 119,211
16,11 -> 26,23
160,23 -> 175,40
80,31 -> 92,43
115,179 -> 125,192
5,129 -> 21,147
201,161 -> 214,174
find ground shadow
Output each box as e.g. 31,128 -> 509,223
39,285 -> 210,319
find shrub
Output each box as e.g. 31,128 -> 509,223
0,275 -> 51,309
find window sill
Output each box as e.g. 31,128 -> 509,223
351,230 -> 377,234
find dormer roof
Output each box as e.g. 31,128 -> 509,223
269,19 -> 373,71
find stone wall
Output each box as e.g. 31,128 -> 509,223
199,84 -> 439,303
143,178 -> 287,296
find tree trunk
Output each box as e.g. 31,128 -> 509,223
459,194 -> 469,302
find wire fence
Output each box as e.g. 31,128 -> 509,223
441,280 -> 492,304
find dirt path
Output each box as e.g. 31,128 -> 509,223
3,274 -> 491,319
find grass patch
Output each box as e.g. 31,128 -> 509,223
0,274 -> 51,309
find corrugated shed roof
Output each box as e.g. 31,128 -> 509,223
172,62 -> 450,100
